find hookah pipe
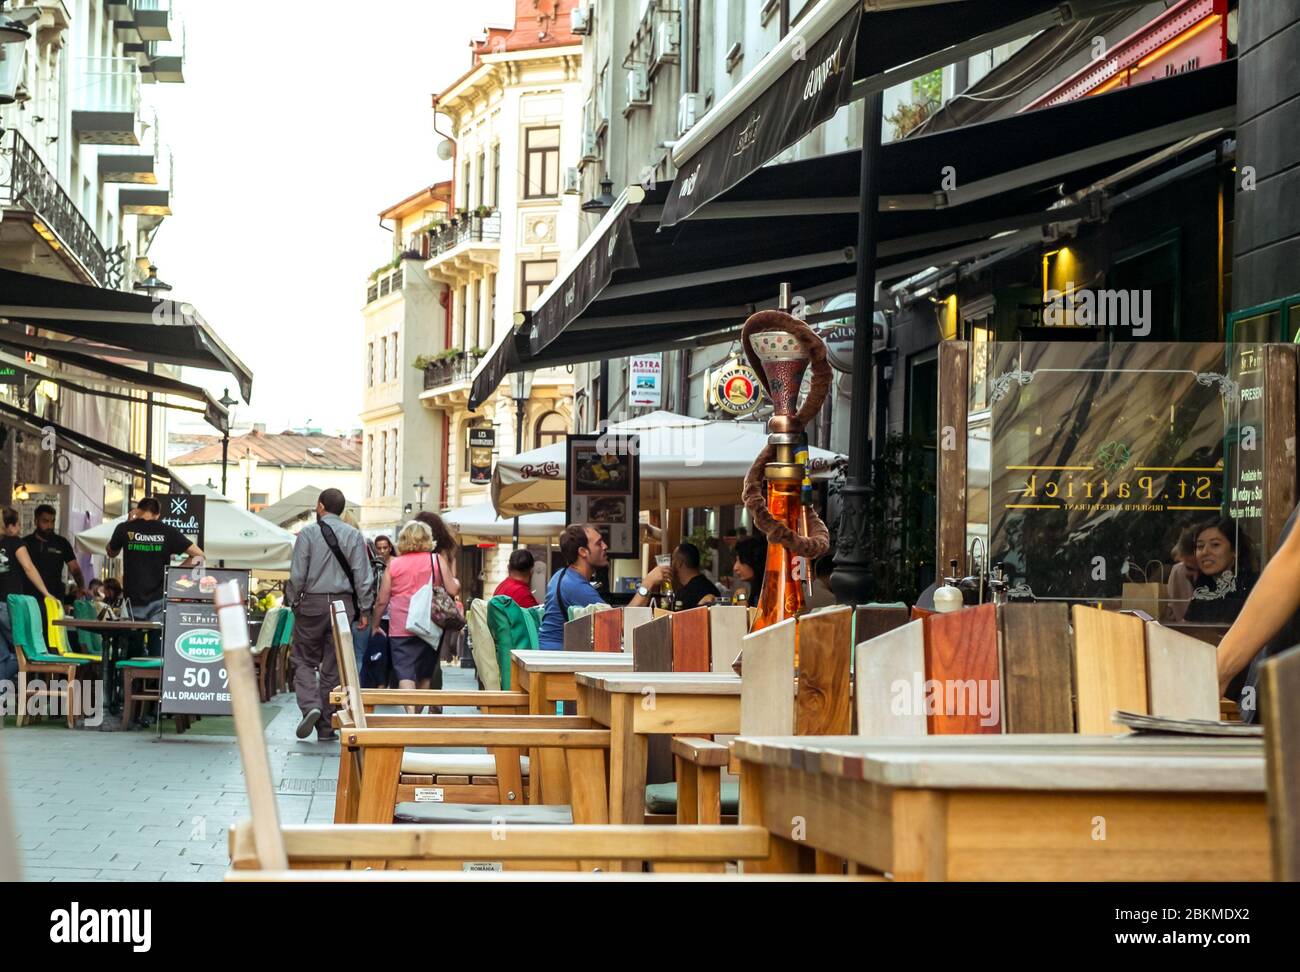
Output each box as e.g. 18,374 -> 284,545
739,309 -> 833,635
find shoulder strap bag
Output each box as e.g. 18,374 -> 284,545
318,521 -> 360,618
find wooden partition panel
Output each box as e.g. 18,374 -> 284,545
633,615 -> 675,785
794,607 -> 852,736
593,609 -> 624,652
1261,645 -> 1300,881
563,613 -> 595,652
853,605 -> 910,648
670,607 -> 710,673
622,607 -> 654,652
1144,622 -> 1219,722
855,620 -> 927,737
924,603 -> 1001,734
1001,603 -> 1073,733
1073,606 -> 1147,734
740,619 -> 796,736
708,606 -> 749,673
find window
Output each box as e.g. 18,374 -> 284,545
462,158 -> 471,208
380,431 -> 389,497
520,259 -> 558,310
366,434 -> 375,497
535,410 -> 568,448
248,493 -> 269,512
379,336 -> 389,383
460,285 -> 469,349
366,342 -> 374,387
391,330 -> 399,378
523,127 -> 561,198
492,145 -> 500,206
390,426 -> 399,496
468,280 -> 478,350
476,151 -> 485,208
487,273 -> 497,340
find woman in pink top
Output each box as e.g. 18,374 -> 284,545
372,520 -> 460,710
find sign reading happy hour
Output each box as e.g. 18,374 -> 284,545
983,341 -> 1250,601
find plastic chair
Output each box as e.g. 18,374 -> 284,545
7,594 -> 92,728
45,597 -> 100,662
71,598 -> 104,654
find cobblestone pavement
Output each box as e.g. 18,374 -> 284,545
0,665 -> 478,882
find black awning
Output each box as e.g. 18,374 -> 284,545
466,61 -> 1235,408
0,267 -> 253,402
0,330 -> 229,430
660,0 -> 1152,227
0,399 -> 188,489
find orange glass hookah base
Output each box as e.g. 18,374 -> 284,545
752,480 -> 806,633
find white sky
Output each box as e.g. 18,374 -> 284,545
149,0 -> 517,435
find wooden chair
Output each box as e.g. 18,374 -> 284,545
328,602 -> 616,827
7,594 -> 94,728
671,607 -> 854,829
1260,644 -> 1299,881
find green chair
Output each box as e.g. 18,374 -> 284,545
45,597 -> 101,662
72,598 -> 104,654
271,607 -> 294,695
7,593 -> 91,728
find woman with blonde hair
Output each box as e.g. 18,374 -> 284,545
371,519 -> 460,709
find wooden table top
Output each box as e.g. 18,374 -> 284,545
575,672 -> 742,695
730,734 -> 1265,793
511,650 -> 634,673
54,618 -> 163,632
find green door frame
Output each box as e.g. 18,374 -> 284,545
1226,295 -> 1300,344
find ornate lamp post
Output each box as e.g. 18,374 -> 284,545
413,474 -> 429,512
510,370 -> 535,549
218,387 -> 237,495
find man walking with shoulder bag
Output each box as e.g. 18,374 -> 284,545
285,488 -> 374,742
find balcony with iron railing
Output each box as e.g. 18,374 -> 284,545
366,264 -> 406,305
425,212 -> 502,271
1,129 -> 113,287
72,57 -> 143,145
423,350 -> 484,393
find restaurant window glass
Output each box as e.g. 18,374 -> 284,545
1108,231 -> 1181,343
366,342 -> 374,387
380,336 -> 389,383
492,145 -> 501,207
520,259 -> 558,310
524,127 -> 561,198
476,151 -> 485,208
535,410 -> 567,448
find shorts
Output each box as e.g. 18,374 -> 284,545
389,634 -> 439,683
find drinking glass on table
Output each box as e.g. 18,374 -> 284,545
655,554 -> 674,605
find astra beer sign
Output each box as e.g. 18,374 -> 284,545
985,342 -> 1243,601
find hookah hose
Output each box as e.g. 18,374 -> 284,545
740,310 -> 832,561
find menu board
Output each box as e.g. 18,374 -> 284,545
566,433 -> 640,558
165,566 -> 249,603
159,600 -> 231,716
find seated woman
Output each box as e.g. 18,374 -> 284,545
1184,517 -> 1255,626
1165,527 -> 1201,623
731,535 -> 768,606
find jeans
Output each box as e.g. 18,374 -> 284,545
351,622 -> 370,675
0,602 -> 16,683
128,597 -> 166,657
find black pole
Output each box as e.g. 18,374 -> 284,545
220,431 -> 229,494
829,91 -> 884,607
512,396 -> 524,549
144,386 -> 153,497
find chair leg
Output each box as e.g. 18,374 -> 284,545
66,670 -> 78,729
16,671 -> 27,727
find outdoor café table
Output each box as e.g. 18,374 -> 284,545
731,734 -> 1269,881
510,650 -> 634,803
54,618 -> 164,715
574,671 -> 742,827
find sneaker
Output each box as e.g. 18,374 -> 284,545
295,708 -> 321,739
316,729 -> 338,743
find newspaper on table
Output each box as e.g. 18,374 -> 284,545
1114,710 -> 1263,737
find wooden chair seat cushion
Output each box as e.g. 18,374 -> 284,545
399,753 -> 531,777
393,803 -> 573,825
117,658 -> 163,669
644,782 -> 740,815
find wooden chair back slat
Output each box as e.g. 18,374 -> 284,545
632,614 -> 673,673
331,601 -> 365,730
593,609 -> 624,652
923,602 -> 1001,734
563,613 -> 596,651
1000,602 -> 1074,733
740,618 -> 796,737
1144,621 -> 1219,722
1261,644 -> 1300,881
855,618 -> 926,737
622,607 -> 654,652
708,605 -> 748,673
794,606 -> 852,736
217,580 -> 288,871
1072,605 -> 1148,734
670,606 -> 710,672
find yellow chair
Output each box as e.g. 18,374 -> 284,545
45,597 -> 101,662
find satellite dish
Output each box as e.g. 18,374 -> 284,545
436,139 -> 453,161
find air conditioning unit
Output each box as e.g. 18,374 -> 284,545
625,65 -> 651,113
571,5 -> 591,35
656,21 -> 681,64
563,166 -> 581,194
581,129 -> 599,164
677,92 -> 699,136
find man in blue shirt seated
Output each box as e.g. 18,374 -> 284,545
537,523 -> 664,649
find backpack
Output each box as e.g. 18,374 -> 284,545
360,627 -> 395,689
486,595 -> 543,689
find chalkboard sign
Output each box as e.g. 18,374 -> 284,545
159,600 -> 231,716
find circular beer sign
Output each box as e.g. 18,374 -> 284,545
713,363 -> 763,417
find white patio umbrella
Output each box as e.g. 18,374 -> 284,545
440,501 -> 567,545
491,410 -> 846,517
75,485 -> 296,571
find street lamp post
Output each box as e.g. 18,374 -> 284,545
240,447 -> 259,511
218,388 -> 237,495
829,92 -> 885,607
413,475 -> 429,512
133,264 -> 171,497
509,370 -> 535,549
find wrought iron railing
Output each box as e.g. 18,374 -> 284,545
428,214 -> 501,258
0,130 -> 113,287
423,351 -> 484,391
366,264 -> 405,305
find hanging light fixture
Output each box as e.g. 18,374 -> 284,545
0,2 -> 33,106
0,2 -> 31,46
581,177 -> 616,213
133,264 -> 172,298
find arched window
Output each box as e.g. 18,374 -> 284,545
534,410 -> 567,448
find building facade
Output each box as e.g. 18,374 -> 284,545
419,0 -> 583,595
0,0 -> 186,568
359,183 -> 452,533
